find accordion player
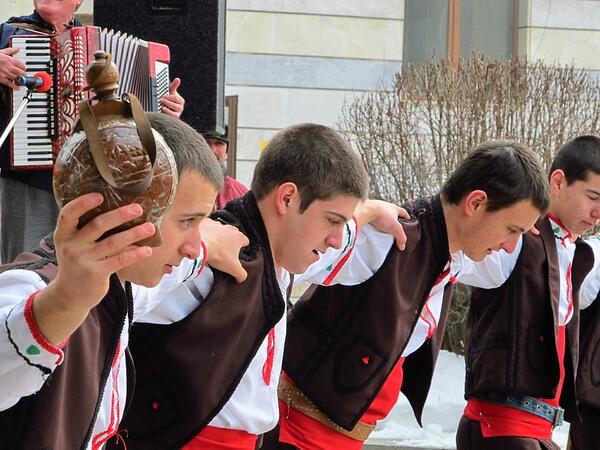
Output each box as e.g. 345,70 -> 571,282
9,25 -> 170,170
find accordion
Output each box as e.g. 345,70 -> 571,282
9,25 -> 170,170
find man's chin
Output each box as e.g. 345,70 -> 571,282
285,261 -> 311,275
127,273 -> 162,288
466,251 -> 486,262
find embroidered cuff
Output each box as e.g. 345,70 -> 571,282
195,240 -> 208,277
6,292 -> 66,369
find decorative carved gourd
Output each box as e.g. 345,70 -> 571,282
53,51 -> 177,246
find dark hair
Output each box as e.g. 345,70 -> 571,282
442,140 -> 549,213
251,123 -> 369,211
550,135 -> 600,184
146,113 -> 223,190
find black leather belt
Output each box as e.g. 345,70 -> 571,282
472,392 -> 564,427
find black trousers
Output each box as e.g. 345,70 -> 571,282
456,415 -> 561,450
568,403 -> 600,450
260,425 -> 299,450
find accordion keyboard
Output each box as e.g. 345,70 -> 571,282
155,61 -> 169,112
11,36 -> 55,169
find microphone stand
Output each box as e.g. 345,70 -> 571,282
0,88 -> 35,148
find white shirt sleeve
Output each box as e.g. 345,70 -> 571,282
457,236 -> 523,288
133,259 -> 214,324
132,251 -> 206,322
0,270 -> 65,411
579,236 -> 600,310
297,222 -> 394,286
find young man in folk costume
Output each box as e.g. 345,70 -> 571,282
568,234 -> 600,450
259,140 -> 551,450
109,123 -> 409,450
0,113 -> 245,449
454,136 -> 600,450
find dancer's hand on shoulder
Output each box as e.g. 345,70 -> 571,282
354,199 -> 409,250
201,218 -> 250,283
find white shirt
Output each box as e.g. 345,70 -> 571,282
547,217 -> 577,325
579,234 -> 600,310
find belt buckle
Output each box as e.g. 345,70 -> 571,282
552,407 -> 564,427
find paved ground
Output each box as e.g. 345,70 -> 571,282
365,444 -> 451,450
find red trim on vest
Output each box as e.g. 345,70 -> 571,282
183,425 -> 258,450
24,291 -> 68,363
262,327 -> 276,385
323,216 -> 359,286
464,326 -> 567,439
279,358 -> 406,449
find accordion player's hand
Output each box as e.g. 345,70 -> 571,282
160,78 -> 185,118
0,47 -> 26,90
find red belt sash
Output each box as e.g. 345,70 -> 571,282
464,325 -> 566,439
279,357 -> 406,449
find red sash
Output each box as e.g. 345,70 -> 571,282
464,326 -> 566,439
278,357 -> 406,449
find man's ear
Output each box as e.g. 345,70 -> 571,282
549,169 -> 566,195
463,190 -> 488,217
274,182 -> 299,215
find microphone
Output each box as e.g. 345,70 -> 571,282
14,72 -> 53,93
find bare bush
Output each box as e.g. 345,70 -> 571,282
339,55 -> 600,354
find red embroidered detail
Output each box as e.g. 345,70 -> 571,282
564,263 -> 574,325
539,335 -> 544,342
546,213 -> 573,243
421,301 -> 437,339
419,261 -> 451,339
323,216 -> 359,286
92,340 -> 124,449
195,240 -> 208,277
151,400 -> 160,410
262,328 -> 276,385
24,291 -> 67,364
361,356 -> 370,365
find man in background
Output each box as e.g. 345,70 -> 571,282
202,127 -> 249,209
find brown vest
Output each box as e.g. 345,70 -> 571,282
0,235 -> 134,450
283,196 -> 453,430
115,192 -> 286,450
576,275 -> 600,410
464,218 -> 594,422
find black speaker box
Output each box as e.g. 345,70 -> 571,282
93,0 -> 226,133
